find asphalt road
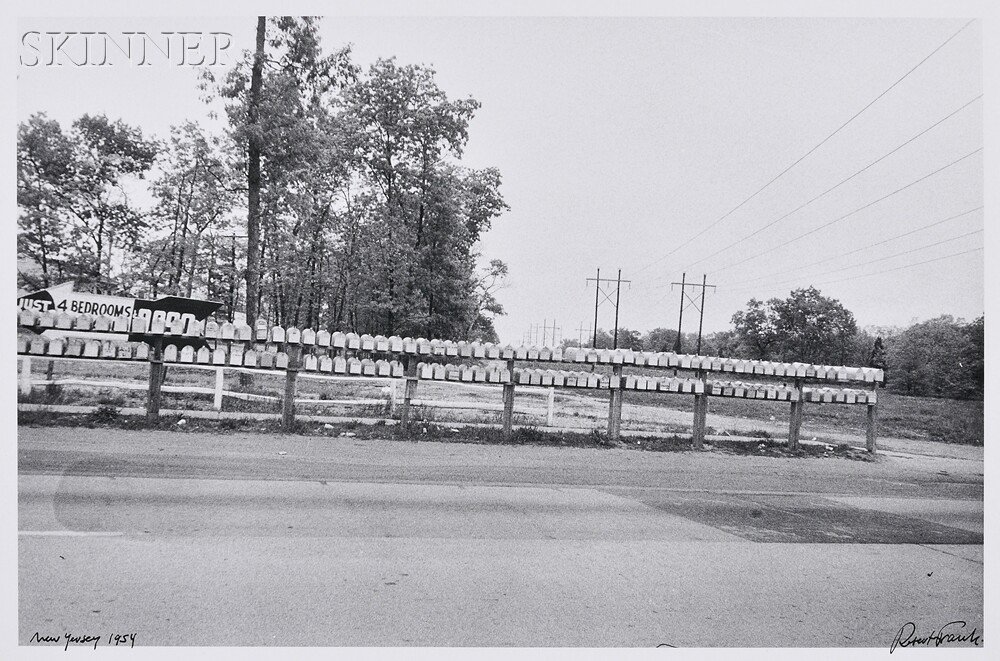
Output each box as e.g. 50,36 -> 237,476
17,426 -> 984,649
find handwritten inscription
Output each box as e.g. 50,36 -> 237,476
29,631 -> 136,650
890,621 -> 981,653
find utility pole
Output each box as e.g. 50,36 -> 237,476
586,269 -> 632,349
542,319 -> 562,346
523,323 -> 542,345
674,273 -> 686,352
670,273 -> 717,354
526,321 -> 562,346
575,322 -> 592,347
613,269 -> 622,349
697,274 -> 709,354
592,268 -> 600,348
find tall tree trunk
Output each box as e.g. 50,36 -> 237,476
185,234 -> 200,297
245,16 -> 265,324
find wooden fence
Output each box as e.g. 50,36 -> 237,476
17,310 -> 884,450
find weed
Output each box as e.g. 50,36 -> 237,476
589,429 -> 616,448
87,404 -> 121,424
17,409 -> 54,425
219,418 -> 251,431
633,435 -> 690,452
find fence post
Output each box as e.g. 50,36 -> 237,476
788,377 -> 803,450
866,386 -> 879,453
282,346 -> 300,432
20,356 -> 32,397
607,364 -> 624,440
389,379 -> 398,417
213,367 -> 225,411
45,359 -> 58,397
401,357 -> 417,432
546,387 -> 555,427
146,337 -> 164,423
692,373 -> 707,449
502,358 -> 516,439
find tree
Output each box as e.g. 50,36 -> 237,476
643,328 -> 679,353
342,56 -> 507,338
128,122 -> 238,300
614,328 -> 643,351
210,16 -> 357,324
592,328 -> 614,349
731,287 -> 858,364
23,16 -> 512,341
730,298 -> 777,359
699,330 -> 741,358
245,16 -> 265,323
466,259 -> 508,341
17,113 -> 158,293
963,316 -> 984,396
886,315 -> 978,398
868,336 -> 888,369
17,114 -> 75,289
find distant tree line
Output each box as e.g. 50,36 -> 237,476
17,17 -> 509,342
565,287 -> 983,401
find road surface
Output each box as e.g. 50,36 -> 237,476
17,426 -> 984,649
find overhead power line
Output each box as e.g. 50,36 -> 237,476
709,146 -> 982,276
725,228 -> 982,295
681,95 -> 982,271
628,18 -> 976,280
718,205 -> 983,288
723,246 -> 983,301
807,246 -> 983,287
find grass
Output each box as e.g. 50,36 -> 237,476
16,408 -> 876,461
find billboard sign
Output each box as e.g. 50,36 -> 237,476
18,282 -> 223,339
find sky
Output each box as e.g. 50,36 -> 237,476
16,13 -> 985,344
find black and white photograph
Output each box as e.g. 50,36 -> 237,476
4,0 -> 995,657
